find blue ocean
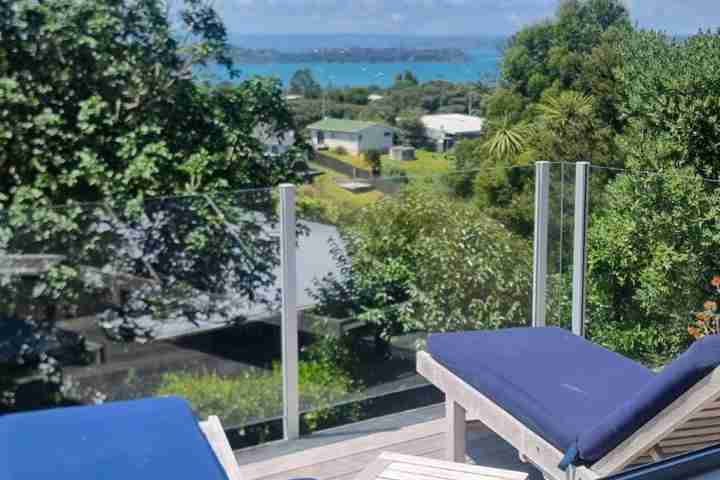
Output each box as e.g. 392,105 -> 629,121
198,34 -> 504,88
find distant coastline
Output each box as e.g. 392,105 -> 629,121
199,34 -> 505,87
229,47 -> 470,64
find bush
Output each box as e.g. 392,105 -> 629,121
587,168 -> 720,364
400,203 -> 532,334
156,360 -> 358,440
364,149 -> 382,175
333,146 -> 349,156
688,276 -> 720,341
311,188 -> 532,349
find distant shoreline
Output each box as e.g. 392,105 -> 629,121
229,47 -> 470,65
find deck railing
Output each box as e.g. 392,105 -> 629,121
3,160 -> 712,445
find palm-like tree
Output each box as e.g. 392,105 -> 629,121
481,114 -> 531,161
536,91 -> 595,129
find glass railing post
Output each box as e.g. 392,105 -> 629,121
533,161 -> 551,327
571,162 -> 590,337
279,183 -> 300,440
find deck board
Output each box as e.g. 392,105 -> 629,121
236,405 -> 542,480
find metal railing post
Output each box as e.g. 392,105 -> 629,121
571,162 -> 591,337
533,161 -> 551,327
279,184 -> 300,440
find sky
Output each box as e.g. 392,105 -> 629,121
214,0 -> 720,37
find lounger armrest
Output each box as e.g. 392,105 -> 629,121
576,335 -> 720,466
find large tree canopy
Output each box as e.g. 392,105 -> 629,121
0,0 -> 304,210
501,0 -> 630,102
0,0 -> 306,411
617,30 -> 720,178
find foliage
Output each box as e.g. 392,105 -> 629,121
587,169 -> 720,362
528,91 -> 614,165
312,188 -> 531,349
399,203 -> 532,334
502,0 -> 630,101
444,138 -> 484,198
482,115 -> 530,161
333,146 -> 349,156
297,165 -> 383,224
0,0 -> 303,410
364,149 -> 382,175
292,81 -> 488,128
396,113 -> 429,149
688,277 -> 720,341
392,70 -> 419,89
156,360 -> 358,439
289,68 -> 323,99
617,30 -> 720,178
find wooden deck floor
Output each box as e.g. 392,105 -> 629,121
235,405 -> 542,480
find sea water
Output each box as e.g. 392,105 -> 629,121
198,48 -> 502,88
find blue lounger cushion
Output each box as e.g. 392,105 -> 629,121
428,327 -> 720,467
0,396 -> 230,480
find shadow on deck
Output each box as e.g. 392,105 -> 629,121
235,404 -> 543,480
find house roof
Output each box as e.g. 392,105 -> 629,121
421,114 -> 485,135
307,118 -> 387,133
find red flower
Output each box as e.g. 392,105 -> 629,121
711,276 -> 720,288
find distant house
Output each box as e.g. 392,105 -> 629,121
307,118 -> 395,155
421,114 -> 485,152
368,94 -> 384,102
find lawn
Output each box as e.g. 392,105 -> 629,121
300,163 -> 384,215
324,149 -> 451,178
381,149 -> 450,177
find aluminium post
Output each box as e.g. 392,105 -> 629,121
571,162 -> 591,337
532,161 -> 551,327
279,183 -> 300,440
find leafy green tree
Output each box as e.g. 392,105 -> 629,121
289,68 -> 323,99
0,0 -> 304,411
396,111 -> 428,148
311,187 -> 531,352
502,0 -> 630,101
617,30 -> 720,178
400,202 -> 532,334
587,169 -> 720,363
393,70 -> 419,89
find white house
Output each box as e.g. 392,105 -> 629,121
421,114 -> 485,152
307,118 -> 395,155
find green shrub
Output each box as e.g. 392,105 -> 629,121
156,360 -> 358,439
333,146 -> 349,156
364,149 -> 382,175
587,168 -> 720,364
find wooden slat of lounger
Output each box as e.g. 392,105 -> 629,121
260,433 -> 446,480
659,443 -> 720,455
200,416 -> 243,480
668,425 -> 720,438
359,452 -> 527,480
241,419 -> 445,480
681,416 -> 720,428
592,368 -> 720,476
660,432 -> 720,447
379,453 -> 528,480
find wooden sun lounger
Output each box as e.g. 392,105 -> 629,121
418,351 -> 720,480
356,452 -> 528,480
200,416 -> 244,480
